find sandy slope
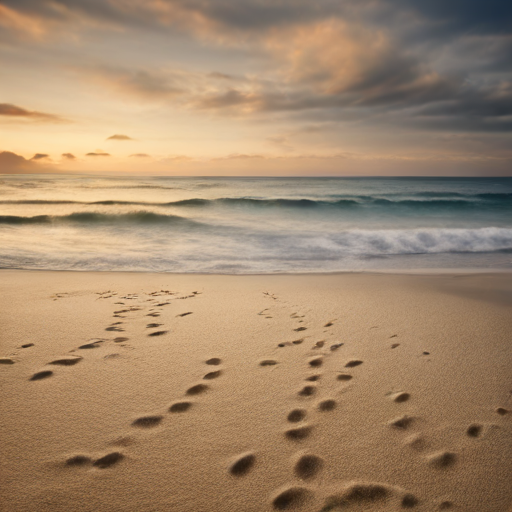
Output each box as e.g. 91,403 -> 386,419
0,270 -> 511,512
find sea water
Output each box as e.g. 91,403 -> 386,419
1,175 -> 511,272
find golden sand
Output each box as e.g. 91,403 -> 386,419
0,270 -> 511,511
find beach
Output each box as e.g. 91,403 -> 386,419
1,270 -> 511,511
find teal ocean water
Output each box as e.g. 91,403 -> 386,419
1,175 -> 511,272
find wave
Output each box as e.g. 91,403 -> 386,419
0,211 -> 197,225
328,227 -> 512,255
1,192 -> 510,209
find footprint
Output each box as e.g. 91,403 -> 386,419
49,357 -> 82,366
65,455 -> 91,467
330,343 -> 343,351
345,360 -> 363,368
294,327 -> 307,332
0,358 -> 15,365
203,370 -> 222,380
169,402 -> 192,413
314,341 -> 325,349
298,385 -> 316,397
287,409 -> 307,423
285,425 -> 312,440
146,313 -> 160,318
337,374 -> 353,381
146,323 -> 162,328
391,343 -> 400,349
392,392 -> 410,403
427,451 -> 456,468
294,454 -> 323,480
206,358 -> 222,365
324,322 -> 334,327
104,353 -> 121,360
177,312 -> 193,317
466,424 -> 482,438
186,384 -> 209,395
132,415 -> 163,428
79,342 -> 101,349
308,358 -> 323,368
496,407 -> 509,416
272,486 -> 311,510
405,434 -> 427,451
229,453 -> 256,476
401,494 -> 419,508
333,483 -> 390,505
148,330 -> 168,337
93,452 -> 124,469
114,337 -> 129,343
110,436 -> 135,447
292,339 -> 304,345
439,501 -> 454,509
306,375 -> 321,382
318,399 -> 336,412
30,370 -> 53,381
21,343 -> 34,348
422,351 -> 430,355
260,360 -> 278,366
390,415 -> 413,429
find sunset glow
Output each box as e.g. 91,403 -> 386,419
1,0 -> 511,175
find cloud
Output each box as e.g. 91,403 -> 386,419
266,135 -> 293,151
61,153 -> 76,159
2,0 -> 512,140
87,67 -> 185,101
86,151 -> 110,156
0,103 -> 67,123
30,153 -> 50,160
106,134 -> 133,141
130,153 -> 151,158
0,150 -> 54,173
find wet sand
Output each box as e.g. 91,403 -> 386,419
0,270 -> 511,511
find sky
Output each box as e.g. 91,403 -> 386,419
0,0 -> 511,176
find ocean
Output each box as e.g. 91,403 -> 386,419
1,175 -> 511,273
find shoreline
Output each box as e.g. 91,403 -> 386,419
2,267 -> 512,276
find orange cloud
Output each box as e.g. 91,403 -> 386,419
0,150 -> 54,173
106,134 -> 133,141
0,4 -> 48,39
0,103 -> 68,123
86,151 -> 110,157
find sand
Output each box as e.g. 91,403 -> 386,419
0,270 -> 511,512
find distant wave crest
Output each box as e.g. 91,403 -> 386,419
1,193 -> 510,209
0,211 -> 196,225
